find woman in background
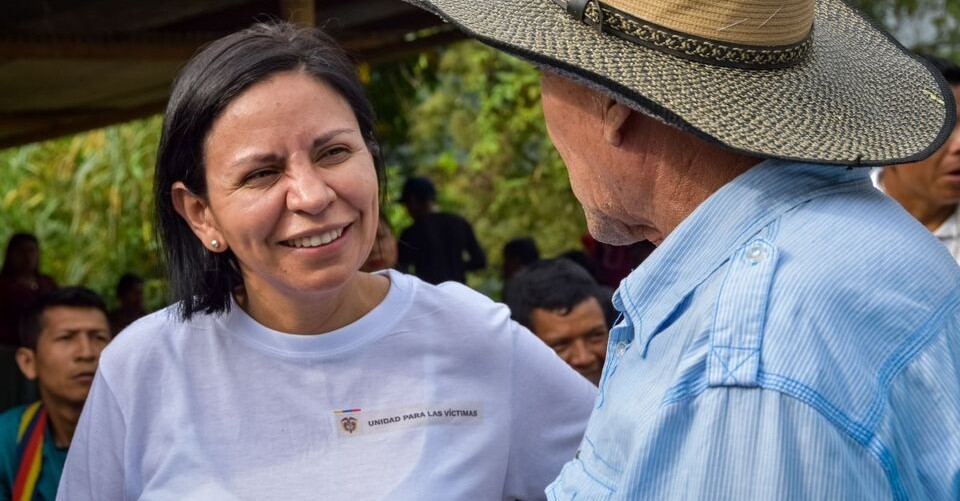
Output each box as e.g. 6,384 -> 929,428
361,213 -> 399,272
0,233 -> 56,411
0,234 -> 57,347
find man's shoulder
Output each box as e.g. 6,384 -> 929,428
748,193 -> 960,427
432,211 -> 471,227
774,186 -> 959,295
695,188 -> 960,423
0,404 -> 26,439
0,403 -> 30,465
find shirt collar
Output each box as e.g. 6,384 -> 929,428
613,159 -> 871,346
933,205 -> 959,239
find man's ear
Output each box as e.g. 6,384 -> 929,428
601,100 -> 632,147
171,182 -> 228,253
15,347 -> 37,381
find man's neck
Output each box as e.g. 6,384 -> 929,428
881,171 -> 956,232
653,151 -> 759,241
41,396 -> 82,448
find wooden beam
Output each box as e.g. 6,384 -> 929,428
280,0 -> 316,26
316,0 -> 418,28
12,0 -> 255,34
0,33 -> 216,60
0,102 -> 165,150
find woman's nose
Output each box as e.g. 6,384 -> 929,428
286,158 -> 336,215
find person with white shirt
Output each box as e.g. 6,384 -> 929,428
57,22 -> 596,501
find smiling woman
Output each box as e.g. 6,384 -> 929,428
55,22 -> 597,501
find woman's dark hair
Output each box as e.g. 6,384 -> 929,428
155,22 -> 383,320
1,233 -> 39,277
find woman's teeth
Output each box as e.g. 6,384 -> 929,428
286,228 -> 344,248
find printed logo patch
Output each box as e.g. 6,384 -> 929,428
332,402 -> 483,437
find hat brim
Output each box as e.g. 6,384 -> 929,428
404,0 -> 955,166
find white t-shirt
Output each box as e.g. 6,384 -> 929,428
57,271 -> 597,500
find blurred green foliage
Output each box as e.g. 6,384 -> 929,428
852,0 -> 959,60
368,43 -> 587,297
0,0 -> 956,305
0,117 -> 165,310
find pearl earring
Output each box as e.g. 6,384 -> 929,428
211,240 -> 220,250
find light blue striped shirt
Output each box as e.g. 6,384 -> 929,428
548,159 -> 960,501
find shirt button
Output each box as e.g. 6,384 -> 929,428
614,341 -> 628,358
746,244 -> 767,265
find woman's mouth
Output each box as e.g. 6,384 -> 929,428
282,226 -> 346,248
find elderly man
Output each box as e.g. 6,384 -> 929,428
405,0 -> 960,499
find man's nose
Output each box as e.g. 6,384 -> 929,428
567,338 -> 599,369
75,335 -> 96,360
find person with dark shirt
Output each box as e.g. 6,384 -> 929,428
397,177 -> 486,284
0,234 -> 57,412
107,273 -> 147,334
0,234 -> 58,348
501,237 -> 540,282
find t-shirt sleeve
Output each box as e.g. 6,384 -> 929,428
57,371 -> 126,501
503,322 -> 597,500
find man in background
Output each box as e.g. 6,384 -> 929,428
397,176 -> 486,284
0,287 -> 111,500
501,237 -> 540,284
505,259 -> 611,385
874,54 -> 960,262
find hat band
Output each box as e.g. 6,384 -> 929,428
559,0 -> 812,70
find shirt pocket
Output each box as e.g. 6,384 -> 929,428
547,457 -> 615,501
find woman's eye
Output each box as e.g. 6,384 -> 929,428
242,169 -> 278,185
317,146 -> 352,162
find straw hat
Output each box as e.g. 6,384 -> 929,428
402,0 -> 955,166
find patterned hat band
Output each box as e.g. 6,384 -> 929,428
553,0 -> 813,69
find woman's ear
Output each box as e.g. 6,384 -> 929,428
171,182 -> 228,252
601,100 -> 633,147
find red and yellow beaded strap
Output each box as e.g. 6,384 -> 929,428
13,402 -> 46,501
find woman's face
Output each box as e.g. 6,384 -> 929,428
195,71 -> 379,300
